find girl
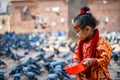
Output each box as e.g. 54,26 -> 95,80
72,6 -> 112,80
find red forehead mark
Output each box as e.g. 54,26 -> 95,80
73,26 -> 79,31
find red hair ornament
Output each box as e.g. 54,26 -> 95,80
80,9 -> 86,14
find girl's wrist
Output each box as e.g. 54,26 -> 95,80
72,58 -> 78,63
83,58 -> 97,67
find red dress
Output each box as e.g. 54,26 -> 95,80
72,36 -> 112,80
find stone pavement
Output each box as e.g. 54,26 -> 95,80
109,59 -> 120,80
0,46 -> 120,80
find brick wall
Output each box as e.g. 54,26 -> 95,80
11,0 -> 68,34
2,0 -> 120,35
88,0 -> 120,32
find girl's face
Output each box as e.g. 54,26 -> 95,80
73,24 -> 93,41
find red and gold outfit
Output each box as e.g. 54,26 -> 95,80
72,29 -> 112,80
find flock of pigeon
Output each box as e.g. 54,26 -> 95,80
102,32 -> 120,45
0,32 -> 77,80
0,31 -> 120,80
104,32 -> 120,78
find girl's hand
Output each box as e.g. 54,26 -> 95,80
82,58 -> 97,67
72,58 -> 79,63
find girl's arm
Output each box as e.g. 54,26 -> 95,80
95,38 -> 112,67
83,38 -> 112,67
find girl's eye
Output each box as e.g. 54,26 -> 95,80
76,30 -> 79,33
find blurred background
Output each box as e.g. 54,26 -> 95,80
0,0 -> 120,80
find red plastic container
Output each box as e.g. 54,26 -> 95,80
63,62 -> 86,75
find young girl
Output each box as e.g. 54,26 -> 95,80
72,6 -> 112,80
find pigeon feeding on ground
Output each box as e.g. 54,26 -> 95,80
13,73 -> 21,80
24,49 -> 30,55
24,71 -> 38,80
53,47 -> 60,56
0,70 -> 5,80
46,74 -> 58,80
10,52 -> 25,61
0,59 -> 6,66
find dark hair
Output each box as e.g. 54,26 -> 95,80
74,6 -> 98,29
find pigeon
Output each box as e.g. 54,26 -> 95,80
112,52 -> 119,62
50,61 -> 67,68
28,64 -> 41,74
53,47 -> 60,55
10,52 -> 25,61
24,49 -> 30,55
46,74 -> 58,80
0,51 -> 5,56
13,73 -> 21,80
61,52 -> 70,58
0,59 -> 6,66
0,70 -> 5,80
9,65 -> 22,75
38,62 -> 49,69
21,57 -> 36,66
34,47 -> 40,52
43,57 -> 55,62
5,48 -> 12,57
47,54 -> 55,59
32,54 -> 44,62
24,71 -> 38,80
